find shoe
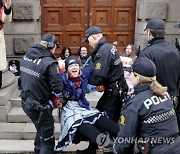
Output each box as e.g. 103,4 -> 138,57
34,149 -> 40,154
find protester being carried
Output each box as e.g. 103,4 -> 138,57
55,56 -> 119,153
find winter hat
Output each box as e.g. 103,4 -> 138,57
65,56 -> 80,71
132,57 -> 156,77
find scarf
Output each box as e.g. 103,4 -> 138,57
0,6 -> 4,30
0,6 -> 4,20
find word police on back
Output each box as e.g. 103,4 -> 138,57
144,92 -> 171,109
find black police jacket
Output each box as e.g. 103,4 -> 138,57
20,44 -> 63,103
88,37 -> 128,91
139,38 -> 180,97
114,83 -> 179,153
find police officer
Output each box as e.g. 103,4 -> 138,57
138,18 -> 180,104
78,26 -> 127,154
174,21 -> 180,51
82,26 -> 128,122
20,33 -> 63,154
113,57 -> 180,154
174,21 -> 180,132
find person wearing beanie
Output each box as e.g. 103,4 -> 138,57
113,57 -> 180,154
55,56 -> 119,153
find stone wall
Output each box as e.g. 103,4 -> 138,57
135,0 -> 180,50
4,0 -> 41,61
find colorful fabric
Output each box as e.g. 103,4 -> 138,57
59,68 -> 93,110
55,101 -> 106,152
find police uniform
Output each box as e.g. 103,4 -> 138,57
20,34 -> 63,154
113,57 -> 180,154
114,83 -> 180,154
88,37 -> 128,122
139,18 -> 180,138
139,38 -> 180,97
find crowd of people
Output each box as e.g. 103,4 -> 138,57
1,3 -> 179,152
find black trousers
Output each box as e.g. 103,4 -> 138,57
0,71 -> 2,88
77,116 -> 119,144
96,91 -> 121,123
22,102 -> 55,154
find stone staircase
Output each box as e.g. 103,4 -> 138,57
0,82 -> 104,153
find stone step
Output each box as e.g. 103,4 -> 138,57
0,78 -> 18,122
0,140 -> 110,154
9,88 -> 21,107
8,90 -> 103,123
8,107 -> 60,123
0,123 -> 60,140
10,89 -> 102,108
2,87 -> 104,153
0,140 -> 90,154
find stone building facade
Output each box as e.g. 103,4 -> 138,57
135,0 -> 180,50
4,0 -> 180,61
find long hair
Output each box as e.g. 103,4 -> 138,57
134,72 -> 167,97
121,44 -> 137,61
60,47 -> 72,60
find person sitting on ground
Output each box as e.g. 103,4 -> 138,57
55,56 -> 119,153
113,57 -> 180,154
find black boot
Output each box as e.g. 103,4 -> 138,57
34,149 -> 40,154
76,142 -> 97,154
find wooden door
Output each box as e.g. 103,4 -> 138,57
40,0 -> 136,56
90,0 -> 136,52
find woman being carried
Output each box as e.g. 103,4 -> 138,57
55,56 -> 119,153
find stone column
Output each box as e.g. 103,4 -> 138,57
1,69 -> 15,89
0,68 -> 16,122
